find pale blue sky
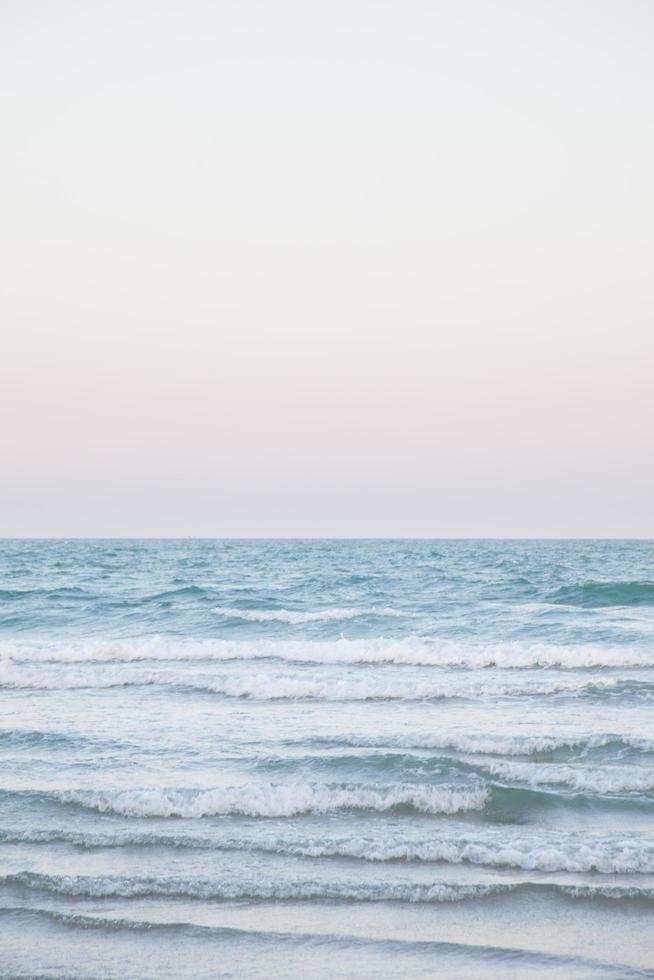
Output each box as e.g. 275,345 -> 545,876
2,1 -> 653,536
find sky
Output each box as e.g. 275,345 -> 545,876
1,0 -> 653,537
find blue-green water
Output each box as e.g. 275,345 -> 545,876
0,539 -> 653,978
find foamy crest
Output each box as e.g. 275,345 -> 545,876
212,606 -> 406,624
0,662 -> 164,691
6,826 -> 654,874
56,782 -> 489,818
307,732 -> 654,756
0,660 -> 642,700
284,832 -> 654,874
4,636 -> 654,669
6,872 -> 654,904
0,871 -> 509,903
198,673 -> 634,700
486,760 -> 654,795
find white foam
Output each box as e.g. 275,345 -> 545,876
0,662 -> 164,691
486,760 -> 654,795
4,636 -> 654,669
282,832 -> 654,873
0,659 -> 637,700
194,673 -> 628,701
560,884 -> 654,900
212,606 -> 406,624
7,826 -> 654,874
2,871 -> 509,903
56,782 -> 489,818
7,871 -> 654,904
311,732 -> 654,756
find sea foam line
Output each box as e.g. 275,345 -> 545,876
212,606 -> 407,624
4,636 -> 654,669
255,832 -> 654,874
246,753 -> 654,796
2,727 -> 651,757
0,662 -> 647,700
485,760 -> 654,795
4,827 -> 653,874
0,871 -> 513,902
51,782 -> 489,818
300,732 -> 654,756
3,872 -> 654,905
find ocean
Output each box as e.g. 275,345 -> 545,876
0,538 -> 653,978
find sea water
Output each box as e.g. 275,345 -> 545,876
0,539 -> 653,978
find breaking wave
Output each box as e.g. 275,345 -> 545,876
253,832 -> 654,874
482,760 -> 654,795
50,782 -> 489,818
5,636 -> 654,669
0,871 -> 513,902
4,827 -> 652,874
246,752 -> 654,796
4,872 -> 654,905
300,732 -> 654,757
1,661 -> 650,701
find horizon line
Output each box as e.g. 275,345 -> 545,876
1,536 -> 652,543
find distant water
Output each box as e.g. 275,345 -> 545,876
1,539 -> 653,979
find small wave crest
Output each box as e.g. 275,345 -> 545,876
301,732 -> 654,757
5,636 -> 654,669
486,760 -> 654,795
261,832 -> 654,874
212,606 -> 407,624
0,728 -> 110,750
4,827 -> 653,874
549,581 -> 654,608
0,870 -> 510,903
4,872 -> 654,905
52,782 -> 489,818
249,752 -> 654,796
1,661 -> 650,701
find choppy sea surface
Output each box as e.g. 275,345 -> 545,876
1,539 -> 653,979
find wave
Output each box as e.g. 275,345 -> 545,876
0,662 -> 166,691
249,753 -> 654,796
485,761 -> 654,795
4,778 -> 648,824
0,871 -> 508,902
3,871 -> 654,906
212,606 -> 407,624
254,831 -> 654,874
5,636 -> 654,669
184,674 -> 651,702
0,728 -> 108,749
249,833 -> 654,874
3,909 -> 647,980
148,586 -> 213,601
1,661 -> 650,701
549,581 -> 654,608
2,908 -> 646,980
300,732 -> 654,757
5,826 -> 653,874
0,586 -> 91,602
46,782 -> 489,818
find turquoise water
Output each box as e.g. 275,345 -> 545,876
0,539 -> 653,978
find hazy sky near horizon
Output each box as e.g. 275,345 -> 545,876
2,0 -> 653,537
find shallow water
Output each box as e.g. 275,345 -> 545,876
0,539 -> 653,978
